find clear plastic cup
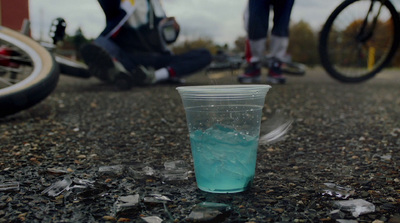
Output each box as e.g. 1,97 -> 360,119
176,85 -> 271,193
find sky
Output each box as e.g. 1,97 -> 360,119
28,0 -> 347,47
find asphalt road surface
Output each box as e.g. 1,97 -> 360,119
1,67 -> 399,222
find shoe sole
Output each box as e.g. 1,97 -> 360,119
267,77 -> 286,84
80,43 -> 116,83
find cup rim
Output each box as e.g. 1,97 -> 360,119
176,85 -> 271,99
176,84 -> 270,91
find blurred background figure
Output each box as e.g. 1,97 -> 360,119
238,0 -> 294,84
81,0 -> 212,87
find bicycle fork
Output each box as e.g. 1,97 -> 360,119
357,0 -> 386,42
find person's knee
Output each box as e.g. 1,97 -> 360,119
197,48 -> 212,65
271,30 -> 289,38
94,36 -> 121,58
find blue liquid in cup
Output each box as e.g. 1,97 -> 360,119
190,124 -> 259,193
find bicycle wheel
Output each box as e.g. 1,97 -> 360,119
0,26 -> 59,117
55,55 -> 91,78
319,0 -> 400,83
281,61 -> 306,75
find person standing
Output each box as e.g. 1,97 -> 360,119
238,0 -> 295,84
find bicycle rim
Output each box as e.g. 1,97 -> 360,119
319,0 -> 400,83
0,26 -> 59,117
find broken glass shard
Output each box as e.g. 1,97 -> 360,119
334,199 -> 375,217
73,178 -> 95,187
372,154 -> 392,161
161,169 -> 188,181
0,181 -> 20,191
380,154 -> 392,161
126,165 -> 157,179
390,128 -> 400,137
113,194 -> 140,216
321,183 -> 355,199
41,178 -> 73,197
187,202 -> 231,222
47,168 -> 69,175
143,194 -> 171,203
164,160 -> 188,170
119,194 -> 140,203
141,216 -> 163,223
142,166 -> 156,176
161,160 -> 189,181
187,207 -> 222,222
336,220 -> 358,223
259,112 -> 293,145
197,202 -> 232,212
69,178 -> 95,189
41,177 -> 97,197
98,165 -> 125,175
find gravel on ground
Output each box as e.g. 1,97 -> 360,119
1,68 -> 399,222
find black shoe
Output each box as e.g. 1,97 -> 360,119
80,43 -> 153,87
267,60 -> 286,84
130,65 -> 155,86
238,62 -> 261,83
80,43 -> 118,83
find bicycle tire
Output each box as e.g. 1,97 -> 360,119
319,0 -> 400,83
55,55 -> 91,78
0,26 -> 59,117
281,61 -> 306,75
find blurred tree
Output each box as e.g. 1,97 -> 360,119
233,36 -> 246,53
171,38 -> 218,55
342,18 -> 399,68
71,27 -> 89,60
288,20 -> 318,66
57,27 -> 90,60
217,43 -> 229,51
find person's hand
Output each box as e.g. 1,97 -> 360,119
161,17 -> 180,33
159,17 -> 180,43
169,17 -> 180,33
